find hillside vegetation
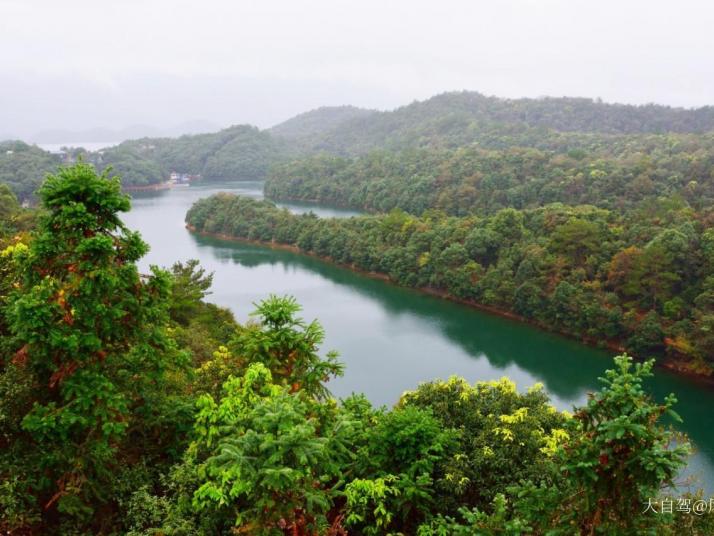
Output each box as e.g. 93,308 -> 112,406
269,92 -> 714,155
111,124 -> 284,180
0,141 -> 61,201
265,134 -> 714,215
269,105 -> 377,140
0,125 -> 284,199
187,194 -> 714,374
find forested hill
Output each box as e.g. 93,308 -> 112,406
106,124 -> 285,181
265,134 -> 714,216
268,105 -> 376,140
0,125 -> 286,200
186,194 -> 714,374
272,92 -> 714,155
0,141 -> 61,201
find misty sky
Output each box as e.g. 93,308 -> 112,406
2,0 -> 713,140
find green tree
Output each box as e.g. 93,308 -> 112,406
346,406 -> 458,534
627,310 -> 665,357
192,363 -> 354,535
231,295 -> 343,399
4,163 -> 183,525
168,259 -> 214,325
401,376 -> 569,514
515,355 -> 689,534
550,217 -> 602,264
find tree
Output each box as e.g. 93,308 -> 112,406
562,356 -> 688,532
401,376 -> 569,514
550,217 -> 601,264
4,163 -> 182,525
192,363 -> 353,535
231,295 -> 343,399
513,355 -> 689,534
168,259 -> 214,325
627,311 -> 665,357
346,405 -> 458,534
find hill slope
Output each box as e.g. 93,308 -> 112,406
269,105 -> 376,140
282,92 -> 714,155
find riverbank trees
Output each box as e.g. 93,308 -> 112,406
186,194 -> 714,373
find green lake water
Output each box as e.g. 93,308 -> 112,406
123,181 -> 714,493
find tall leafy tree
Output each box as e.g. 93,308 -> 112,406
231,295 -> 343,399
5,163 -> 181,523
192,363 -> 354,535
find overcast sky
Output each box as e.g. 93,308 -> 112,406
2,0 -> 713,140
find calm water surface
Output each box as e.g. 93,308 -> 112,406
123,182 -> 714,493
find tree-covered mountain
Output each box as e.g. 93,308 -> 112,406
4,90 -> 714,201
0,141 -> 170,196
0,125 -> 286,199
108,124 -> 286,181
88,144 -> 165,186
273,92 -> 714,155
0,141 -> 61,201
268,105 -> 376,143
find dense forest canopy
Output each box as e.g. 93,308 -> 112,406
0,142 -> 167,198
0,125 -> 284,199
89,144 -> 165,186
0,164 -> 711,534
113,124 -> 285,180
186,194 -> 714,375
266,92 -> 714,156
265,133 -> 714,215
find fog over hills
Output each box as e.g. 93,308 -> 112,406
29,120 -> 222,144
0,72 -> 402,142
269,106 -> 378,139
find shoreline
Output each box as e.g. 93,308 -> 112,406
186,224 -> 714,389
265,193 -> 372,213
123,182 -> 173,192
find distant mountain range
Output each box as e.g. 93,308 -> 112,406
266,91 -> 714,155
4,90 -> 714,200
27,120 -> 222,144
14,91 -> 714,148
268,105 -> 376,139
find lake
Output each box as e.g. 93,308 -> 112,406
123,181 -> 714,493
